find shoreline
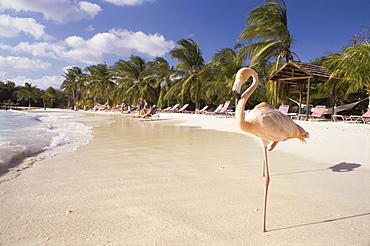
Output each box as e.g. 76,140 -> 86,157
0,109 -> 113,184
0,110 -> 369,245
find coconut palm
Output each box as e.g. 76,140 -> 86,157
167,38 -> 205,110
61,66 -> 86,110
211,47 -> 243,82
114,55 -> 157,106
324,43 -> 370,109
43,87 -> 58,108
16,82 -> 38,109
150,57 -> 177,108
205,46 -> 244,106
85,63 -> 116,107
238,0 -> 295,66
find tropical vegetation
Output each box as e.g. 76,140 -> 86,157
1,0 -> 368,115
323,43 -> 370,109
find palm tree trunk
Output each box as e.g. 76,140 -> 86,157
72,90 -> 77,110
106,89 -> 110,107
331,86 -> 336,119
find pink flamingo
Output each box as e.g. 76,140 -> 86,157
233,67 -> 309,232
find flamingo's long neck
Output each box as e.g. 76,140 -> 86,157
235,74 -> 259,133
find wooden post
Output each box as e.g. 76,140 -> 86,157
305,78 -> 311,121
274,81 -> 278,108
331,84 -> 336,120
299,82 -> 302,114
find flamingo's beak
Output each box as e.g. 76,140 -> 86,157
233,90 -> 241,102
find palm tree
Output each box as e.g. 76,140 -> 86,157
150,57 -> 177,108
114,55 -> 157,106
16,82 -> 38,109
85,63 -> 116,107
238,0 -> 295,66
324,43 -> 370,109
44,87 -> 58,108
167,38 -> 205,110
205,46 -> 244,106
61,66 -> 86,110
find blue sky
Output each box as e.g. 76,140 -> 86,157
0,0 -> 369,89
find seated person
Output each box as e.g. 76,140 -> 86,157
132,105 -> 157,118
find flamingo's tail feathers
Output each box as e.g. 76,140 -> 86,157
296,125 -> 309,142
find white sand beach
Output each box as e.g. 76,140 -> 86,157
0,111 -> 369,245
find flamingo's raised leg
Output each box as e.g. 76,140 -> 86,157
269,141 -> 279,151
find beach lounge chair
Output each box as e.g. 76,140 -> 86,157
309,105 -> 326,121
295,105 -> 313,120
205,104 -> 223,116
215,101 -> 232,117
349,109 -> 370,123
162,104 -> 179,113
160,106 -> 171,112
278,104 -> 298,119
198,105 -> 209,114
278,105 -> 289,114
175,104 -> 189,113
332,114 -> 352,122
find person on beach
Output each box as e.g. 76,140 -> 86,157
120,101 -> 127,113
132,105 -> 157,118
138,97 -> 148,115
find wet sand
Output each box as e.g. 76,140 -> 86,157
0,111 -> 369,245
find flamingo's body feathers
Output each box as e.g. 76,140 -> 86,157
243,103 -> 309,145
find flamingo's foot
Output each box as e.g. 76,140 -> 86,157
269,141 -> 279,151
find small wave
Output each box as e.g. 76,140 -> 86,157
0,111 -> 94,183
44,133 -> 70,149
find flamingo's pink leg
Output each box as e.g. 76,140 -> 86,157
262,146 -> 270,232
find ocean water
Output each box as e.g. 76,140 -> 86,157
0,110 -> 94,181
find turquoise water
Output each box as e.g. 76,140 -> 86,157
0,110 -> 93,173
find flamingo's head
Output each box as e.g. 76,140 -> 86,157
232,67 -> 258,103
233,90 -> 241,102
232,78 -> 242,102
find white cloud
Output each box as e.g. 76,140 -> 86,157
8,42 -> 60,59
0,56 -> 51,72
9,75 -> 64,89
0,43 -> 13,50
112,29 -> 175,57
0,71 -> 7,77
0,0 -> 102,24
85,24 -> 95,32
4,29 -> 175,64
104,0 -> 153,6
0,14 -> 51,40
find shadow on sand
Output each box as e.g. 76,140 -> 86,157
328,162 -> 361,172
273,162 -> 362,177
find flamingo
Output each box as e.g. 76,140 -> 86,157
232,67 -> 309,232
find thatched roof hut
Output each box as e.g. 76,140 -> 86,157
269,60 -> 332,119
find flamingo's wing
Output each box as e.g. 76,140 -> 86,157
246,105 -> 308,143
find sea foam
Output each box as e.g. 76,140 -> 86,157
0,110 -> 94,182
